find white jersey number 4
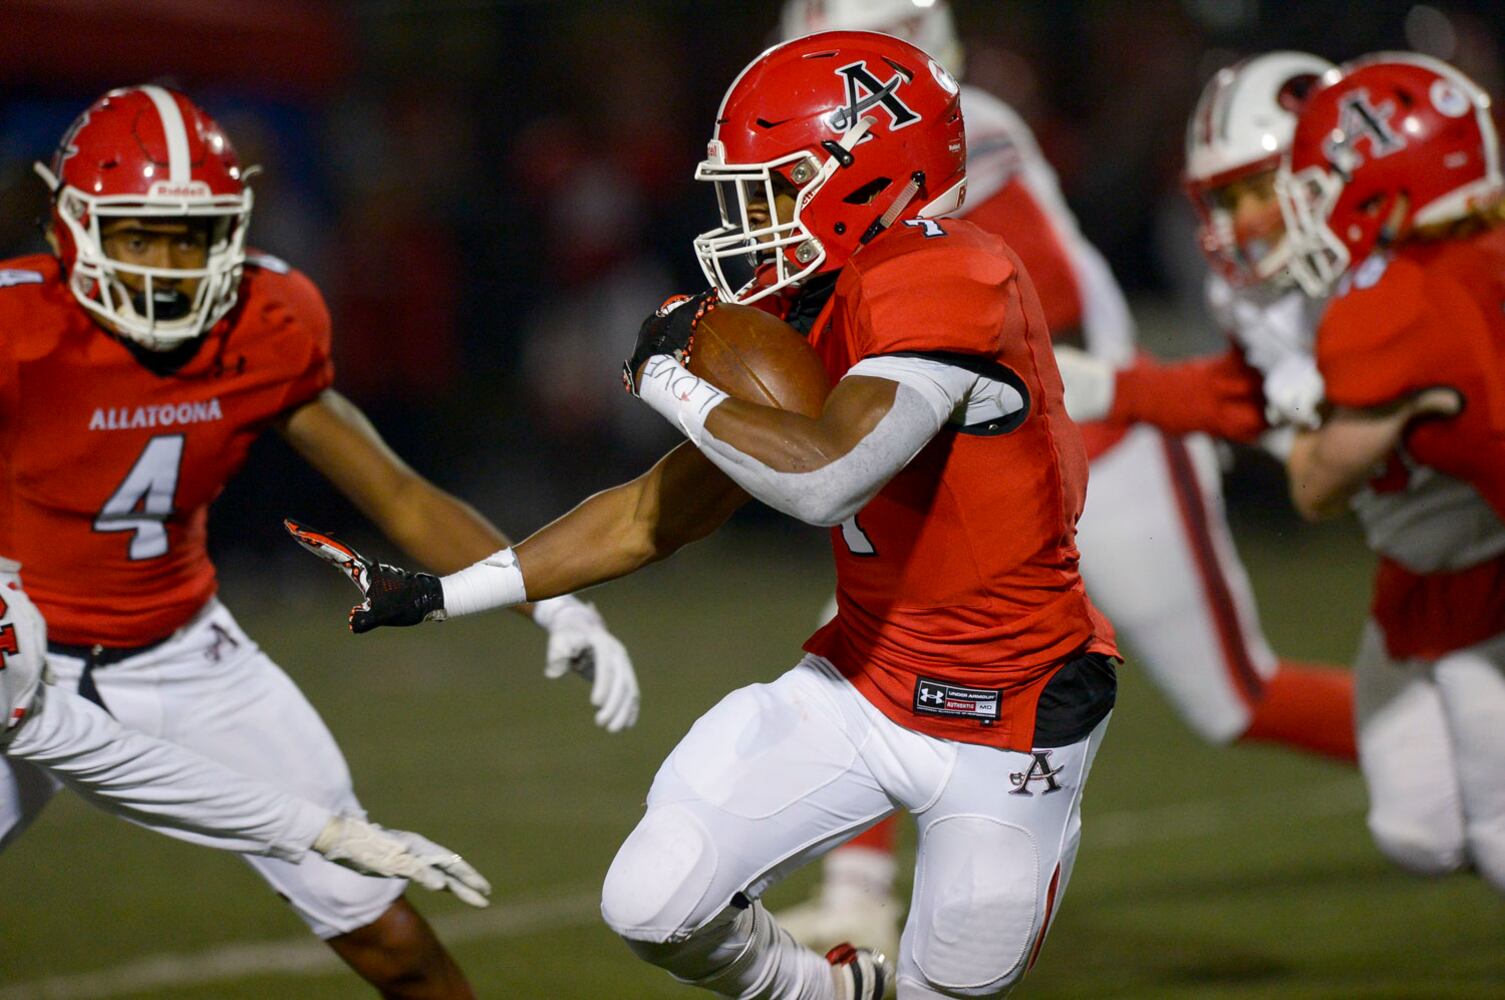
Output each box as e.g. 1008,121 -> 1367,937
94,434 -> 184,560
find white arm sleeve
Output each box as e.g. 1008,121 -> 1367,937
4,687 -> 330,862
653,354 -> 981,527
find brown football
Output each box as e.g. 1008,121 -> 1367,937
688,303 -> 831,419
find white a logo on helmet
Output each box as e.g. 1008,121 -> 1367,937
1323,89 -> 1405,174
828,61 -> 921,132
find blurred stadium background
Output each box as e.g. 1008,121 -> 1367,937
1,0 -> 1503,997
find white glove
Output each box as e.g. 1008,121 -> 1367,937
313,815 -> 491,908
1261,354 -> 1326,430
1052,345 -> 1115,423
533,596 -> 640,732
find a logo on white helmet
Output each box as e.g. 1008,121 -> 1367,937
1323,89 -> 1405,174
148,180 -> 212,199
1430,79 -> 1470,118
828,61 -> 921,133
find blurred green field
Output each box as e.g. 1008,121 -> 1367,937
2,518 -> 1502,999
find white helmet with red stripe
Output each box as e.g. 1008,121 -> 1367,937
1184,52 -> 1338,285
780,0 -> 965,78
34,86 -> 253,350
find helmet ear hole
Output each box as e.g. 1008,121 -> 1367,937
1275,73 -> 1321,111
843,177 -> 892,205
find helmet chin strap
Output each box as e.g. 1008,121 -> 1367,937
859,170 -> 926,245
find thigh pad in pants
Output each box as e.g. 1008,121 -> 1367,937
911,815 -> 1040,994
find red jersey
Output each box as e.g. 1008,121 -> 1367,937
0,253 -> 334,646
800,220 -> 1117,751
1316,227 -> 1505,657
955,85 -> 1133,460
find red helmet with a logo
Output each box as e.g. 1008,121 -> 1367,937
694,30 -> 967,303
1276,53 -> 1502,296
34,85 -> 253,349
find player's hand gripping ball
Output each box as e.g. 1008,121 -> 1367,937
685,302 -> 831,418
623,289 -> 719,395
283,519 -> 445,633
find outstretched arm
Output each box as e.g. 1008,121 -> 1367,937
514,442 -> 749,599
1287,388 -> 1463,520
278,388 -> 512,576
280,388 -> 643,730
0,575 -> 490,904
1054,344 -> 1271,442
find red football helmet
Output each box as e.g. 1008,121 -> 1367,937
694,30 -> 967,304
1276,53 -> 1502,296
34,85 -> 253,349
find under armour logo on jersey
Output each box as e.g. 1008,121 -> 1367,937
1324,89 -> 1405,175
828,61 -> 920,133
913,677 -> 1001,723
1009,751 -> 1065,796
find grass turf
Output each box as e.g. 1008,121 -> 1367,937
1,518 -> 1502,998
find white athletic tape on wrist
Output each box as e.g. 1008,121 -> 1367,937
636,354 -> 728,444
440,548 -> 526,617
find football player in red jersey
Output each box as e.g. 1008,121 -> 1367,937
303,31 -> 1118,998
1055,50 -> 1505,898
0,85 -> 640,998
771,4 -> 1359,957
1273,54 -> 1505,893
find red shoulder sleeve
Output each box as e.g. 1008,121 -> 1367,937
1316,257 -> 1429,410
848,228 -> 1022,359
960,181 -> 1084,337
257,265 -> 335,413
1109,345 -> 1268,442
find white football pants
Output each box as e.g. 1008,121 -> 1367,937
1355,621 -> 1505,893
1076,425 -> 1278,742
600,656 -> 1109,998
0,599 -> 404,938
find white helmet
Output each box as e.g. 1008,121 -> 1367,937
780,0 -> 965,78
1184,52 -> 1338,286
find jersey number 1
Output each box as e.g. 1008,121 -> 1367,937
839,514 -> 877,556
94,435 -> 184,560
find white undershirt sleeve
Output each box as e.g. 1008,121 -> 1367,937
4,686 -> 330,862
658,354 -> 982,527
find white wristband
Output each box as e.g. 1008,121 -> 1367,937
440,548 -> 527,617
636,354 -> 729,444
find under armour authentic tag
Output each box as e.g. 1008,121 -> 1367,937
913,677 -> 1000,723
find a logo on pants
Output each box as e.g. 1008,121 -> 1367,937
913,677 -> 1000,723
1009,751 -> 1064,796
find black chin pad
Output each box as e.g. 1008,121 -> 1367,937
133,287 -> 191,322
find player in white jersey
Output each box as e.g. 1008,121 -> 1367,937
775,6 -> 1359,957
1057,52 -> 1339,448
0,560 -> 489,904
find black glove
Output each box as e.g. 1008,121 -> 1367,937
283,519 -> 446,633
622,289 -> 718,396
